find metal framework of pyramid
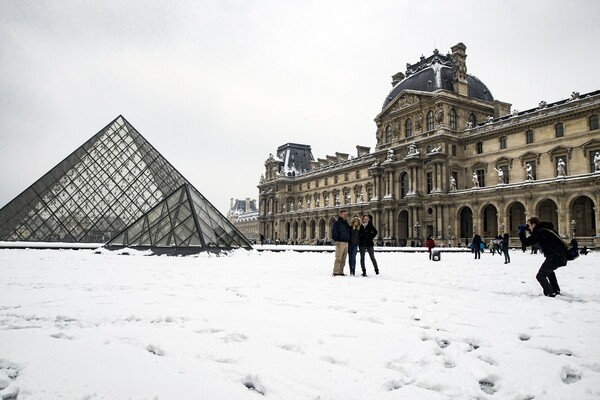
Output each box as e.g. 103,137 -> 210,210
0,115 -> 252,252
105,183 -> 250,253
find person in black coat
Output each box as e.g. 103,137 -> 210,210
519,217 -> 567,297
359,214 -> 379,276
472,234 -> 482,259
331,209 -> 351,276
501,233 -> 510,264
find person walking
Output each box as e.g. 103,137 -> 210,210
426,235 -> 435,260
331,209 -> 351,276
472,233 -> 482,259
502,233 -> 510,264
348,216 -> 361,276
518,217 -> 567,297
359,214 -> 379,276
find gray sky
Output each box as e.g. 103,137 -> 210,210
1,0 -> 599,215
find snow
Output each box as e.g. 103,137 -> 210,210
1,248 -> 599,400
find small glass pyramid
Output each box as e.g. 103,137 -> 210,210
106,183 -> 251,253
0,115 -> 252,252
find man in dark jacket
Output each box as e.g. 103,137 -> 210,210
519,216 -> 567,297
359,214 -> 379,276
331,209 -> 351,276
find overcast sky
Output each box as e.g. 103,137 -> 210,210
1,0 -> 599,215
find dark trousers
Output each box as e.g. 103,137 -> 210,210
503,248 -> 510,263
359,246 -> 379,274
474,247 -> 481,259
536,259 -> 561,295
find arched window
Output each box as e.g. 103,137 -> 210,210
555,122 -> 564,138
590,114 -> 599,131
385,125 -> 392,143
449,108 -> 457,130
405,118 -> 412,137
468,113 -> 476,127
426,111 -> 434,131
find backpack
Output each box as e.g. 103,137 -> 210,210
541,228 -> 579,262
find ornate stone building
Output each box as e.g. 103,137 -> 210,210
227,198 -> 259,243
258,43 -> 600,247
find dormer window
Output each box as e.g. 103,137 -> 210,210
449,108 -> 457,130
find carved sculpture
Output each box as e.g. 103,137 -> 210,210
557,158 -> 566,177
450,176 -> 457,192
594,152 -> 600,172
472,172 -> 479,188
406,144 -> 420,157
525,163 -> 534,181
494,166 -> 505,184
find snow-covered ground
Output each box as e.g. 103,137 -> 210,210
1,248 -> 599,400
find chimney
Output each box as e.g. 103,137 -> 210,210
391,72 -> 405,86
451,42 -> 468,96
245,198 -> 250,212
230,198 -> 234,210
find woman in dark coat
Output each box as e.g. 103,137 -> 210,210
359,214 -> 379,276
348,217 -> 361,276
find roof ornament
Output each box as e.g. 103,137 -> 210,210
538,100 -> 547,109
570,91 -> 580,101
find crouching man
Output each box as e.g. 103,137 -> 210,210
518,217 -> 567,297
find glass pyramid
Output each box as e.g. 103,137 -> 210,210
106,183 -> 251,253
0,115 -> 251,251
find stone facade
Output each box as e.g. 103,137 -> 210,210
227,198 -> 259,243
258,43 -> 600,247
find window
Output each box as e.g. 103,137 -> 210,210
334,175 -> 338,184
400,172 -> 408,198
468,113 -> 476,127
589,114 -> 599,131
500,136 -> 507,149
426,172 -> 433,194
405,118 -> 413,137
325,177 -> 328,185
287,185 -> 292,192
449,108 -> 457,130
385,125 -> 392,143
451,145 -> 457,156
526,129 -> 534,144
344,172 -> 349,182
356,170 -> 360,179
367,186 -> 373,201
426,111 -> 434,131
555,123 -> 564,138
316,180 -> 319,188
476,141 -> 483,154
476,169 -> 485,187
299,183 -> 303,190
307,181 -> 310,189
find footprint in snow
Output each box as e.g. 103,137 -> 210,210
0,358 -> 20,400
561,366 -> 582,384
50,332 -> 73,340
519,334 -> 531,341
479,379 -> 497,395
542,347 -> 575,357
146,344 -> 165,356
278,344 -> 304,354
320,355 -> 347,366
242,375 -> 266,396
221,333 -> 248,343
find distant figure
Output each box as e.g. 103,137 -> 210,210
472,234 -> 482,259
426,235 -> 436,260
502,233 -> 510,264
260,233 -> 265,246
580,246 -> 589,255
557,159 -> 566,177
525,163 -> 534,181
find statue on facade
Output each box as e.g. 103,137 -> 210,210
557,158 -> 566,177
406,144 -> 420,157
384,149 -> 396,163
259,174 -> 265,184
429,145 -> 442,154
435,105 -> 444,126
450,176 -> 457,192
465,121 -> 473,129
494,166 -> 505,184
594,152 -> 600,172
472,172 -> 480,188
570,91 -> 580,101
414,111 -> 423,132
525,163 -> 534,181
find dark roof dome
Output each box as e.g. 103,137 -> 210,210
382,48 -> 494,109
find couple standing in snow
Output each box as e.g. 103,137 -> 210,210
331,209 -> 379,277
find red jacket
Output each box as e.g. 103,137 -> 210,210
426,238 -> 435,252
